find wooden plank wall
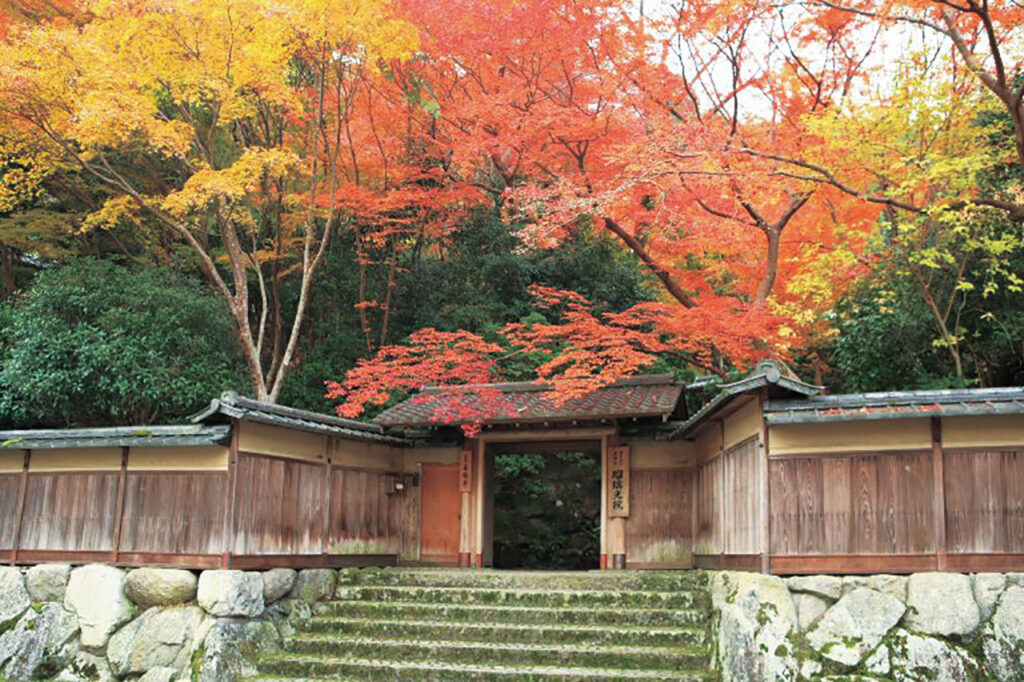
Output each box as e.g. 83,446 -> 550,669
769,451 -> 935,555
0,474 -> 20,550
695,436 -> 760,555
695,456 -> 720,553
232,453 -> 326,555
945,450 -> 1024,553
625,468 -> 692,566
722,438 -> 759,554
18,472 -> 120,551
326,467 -> 399,554
119,473 -> 226,555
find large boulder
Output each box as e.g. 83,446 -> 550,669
0,567 -> 31,630
0,603 -> 80,680
26,564 -> 72,603
197,571 -> 263,617
64,565 -> 134,650
786,575 -> 842,601
806,587 -> 905,667
125,568 -> 198,608
981,584 -> 1024,679
291,569 -> 336,602
904,572 -> 980,638
885,629 -> 978,682
972,573 -> 1007,622
710,571 -> 798,682
197,617 -> 281,681
106,605 -> 203,677
262,568 -> 297,606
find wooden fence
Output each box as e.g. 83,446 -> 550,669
1,448 -> 410,570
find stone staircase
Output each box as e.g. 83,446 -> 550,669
248,569 -> 716,681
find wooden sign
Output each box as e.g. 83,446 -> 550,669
607,445 -> 630,518
459,447 -> 474,493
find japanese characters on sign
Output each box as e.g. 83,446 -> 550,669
607,445 -> 630,518
459,446 -> 474,493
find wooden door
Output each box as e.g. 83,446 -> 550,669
420,463 -> 460,564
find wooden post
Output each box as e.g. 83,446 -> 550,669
606,432 -> 627,569
458,440 -> 475,568
10,449 -> 30,565
690,457 -> 698,569
222,422 -> 240,569
321,438 -> 334,558
110,447 -> 130,564
932,417 -> 948,571
600,436 -> 608,570
759,392 -> 771,574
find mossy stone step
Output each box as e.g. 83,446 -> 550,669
280,635 -> 709,670
332,585 -> 704,609
313,600 -> 708,627
336,568 -> 709,592
296,618 -> 706,648
252,656 -> 712,681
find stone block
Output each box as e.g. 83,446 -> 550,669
710,571 -> 798,682
0,566 -> 30,630
0,602 -> 80,680
904,572 -> 980,638
64,565 -> 133,650
125,568 -> 198,608
106,605 -> 203,677
807,587 -> 905,667
886,629 -> 978,682
842,574 -> 907,602
972,573 -> 1007,622
262,568 -> 297,605
291,568 -> 336,602
197,570 -> 264,617
982,584 -> 1024,679
26,564 -> 71,603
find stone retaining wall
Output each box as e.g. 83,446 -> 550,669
0,564 -> 337,681
710,570 -> 1024,681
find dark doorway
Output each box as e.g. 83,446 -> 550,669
492,450 -> 601,570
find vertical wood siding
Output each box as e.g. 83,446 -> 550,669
0,474 -> 21,548
945,450 -> 1024,553
695,437 -> 760,555
625,467 -> 692,565
18,473 -> 119,551
326,467 -> 399,554
232,453 -> 326,554
119,473 -> 226,554
769,451 -> 934,555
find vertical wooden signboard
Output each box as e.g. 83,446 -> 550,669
607,445 -> 630,518
459,447 -> 474,493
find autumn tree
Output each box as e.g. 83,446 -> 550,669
328,0 -> 886,420
0,0 -> 424,401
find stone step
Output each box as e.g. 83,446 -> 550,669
297,617 -> 706,648
251,656 -> 711,680
337,568 -> 708,592
313,599 -> 708,627
332,585 -> 704,609
280,635 -> 709,670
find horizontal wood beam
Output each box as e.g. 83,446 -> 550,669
770,554 -> 938,575
693,554 -> 762,571
479,428 -> 613,443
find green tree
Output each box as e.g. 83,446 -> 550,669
0,259 -> 246,427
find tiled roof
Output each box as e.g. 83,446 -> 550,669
764,387 -> 1024,424
373,375 -> 684,428
192,392 -> 411,445
666,360 -> 822,440
0,424 -> 231,449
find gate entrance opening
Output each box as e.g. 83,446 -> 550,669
492,450 -> 602,570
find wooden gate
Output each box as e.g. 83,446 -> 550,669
420,463 -> 460,565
